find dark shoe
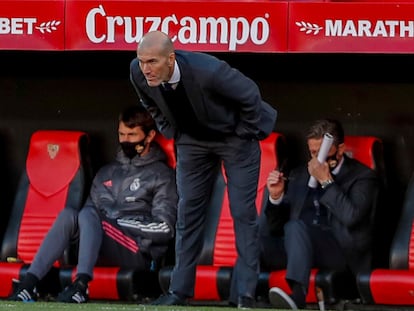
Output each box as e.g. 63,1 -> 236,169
237,296 -> 255,309
57,279 -> 89,303
8,279 -> 38,302
9,287 -> 38,302
150,292 -> 187,306
269,287 -> 298,310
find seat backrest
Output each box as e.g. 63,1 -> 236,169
344,135 -> 384,172
345,135 -> 390,269
198,133 -> 286,267
154,133 -> 176,169
388,172 -> 414,270
0,130 -> 91,264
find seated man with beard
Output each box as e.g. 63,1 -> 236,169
261,119 -> 379,310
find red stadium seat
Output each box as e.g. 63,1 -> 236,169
344,136 -> 384,172
357,171 -> 414,306
59,133 -> 176,301
0,130 -> 91,298
154,134 -> 176,169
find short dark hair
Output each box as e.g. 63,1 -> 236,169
306,119 -> 345,146
119,105 -> 156,135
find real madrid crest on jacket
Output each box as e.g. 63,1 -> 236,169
89,141 -> 177,260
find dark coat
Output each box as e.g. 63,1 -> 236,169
85,142 -> 178,260
265,155 -> 379,274
130,50 -> 277,140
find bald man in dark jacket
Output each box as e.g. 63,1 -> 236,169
130,31 -> 277,308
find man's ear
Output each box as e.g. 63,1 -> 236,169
146,129 -> 157,143
168,52 -> 175,67
338,143 -> 346,155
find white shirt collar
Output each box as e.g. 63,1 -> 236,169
168,60 -> 180,84
331,155 -> 345,175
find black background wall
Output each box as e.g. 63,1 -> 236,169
1,50 -> 414,268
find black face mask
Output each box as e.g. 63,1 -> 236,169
120,137 -> 146,159
326,150 -> 339,171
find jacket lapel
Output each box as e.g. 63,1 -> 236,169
140,76 -> 177,128
176,54 -> 209,124
292,168 -> 311,219
332,156 -> 353,185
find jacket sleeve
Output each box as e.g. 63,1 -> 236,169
122,165 -> 178,244
263,167 -> 303,235
319,165 -> 379,228
264,199 -> 290,236
89,165 -> 119,219
210,59 -> 266,140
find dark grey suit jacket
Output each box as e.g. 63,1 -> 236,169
265,155 -> 379,273
130,50 -> 277,140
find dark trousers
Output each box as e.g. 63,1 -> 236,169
169,134 -> 260,303
28,206 -> 150,281
284,219 -> 347,291
259,235 -> 287,271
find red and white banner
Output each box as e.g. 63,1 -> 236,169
289,2 -> 414,53
65,0 -> 288,52
3,0 -> 414,53
0,0 -> 64,50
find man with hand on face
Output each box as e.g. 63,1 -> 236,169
261,119 -> 379,310
9,105 -> 178,304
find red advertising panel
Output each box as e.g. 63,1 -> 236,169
65,0 -> 288,52
289,2 -> 414,53
0,0 -> 64,50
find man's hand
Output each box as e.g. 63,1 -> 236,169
98,206 -> 120,219
307,157 -> 332,184
267,170 -> 286,200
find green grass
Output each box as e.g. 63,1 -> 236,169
0,300 -> 275,310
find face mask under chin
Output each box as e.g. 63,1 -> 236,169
326,151 -> 338,171
120,139 -> 146,159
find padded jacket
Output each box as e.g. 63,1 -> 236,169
84,142 -> 177,259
